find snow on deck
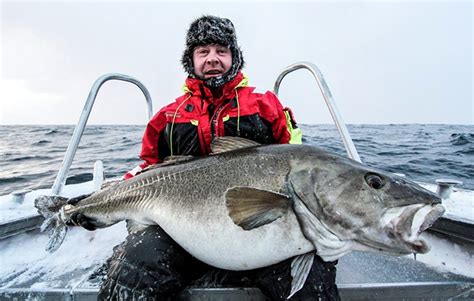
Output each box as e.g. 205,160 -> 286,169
0,181 -> 97,224
420,183 -> 474,224
0,223 -> 127,289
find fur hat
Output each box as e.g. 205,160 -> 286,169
181,15 -> 245,88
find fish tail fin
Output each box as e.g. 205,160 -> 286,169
35,195 -> 70,252
34,195 -> 69,218
41,212 -> 68,252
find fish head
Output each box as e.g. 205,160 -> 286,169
289,148 -> 444,256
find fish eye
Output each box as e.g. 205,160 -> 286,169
365,173 -> 385,189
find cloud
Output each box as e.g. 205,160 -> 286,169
2,25 -> 71,82
1,1 -> 472,124
0,79 -> 64,124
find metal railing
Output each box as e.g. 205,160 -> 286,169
273,62 -> 361,163
51,73 -> 153,195
1,282 -> 472,301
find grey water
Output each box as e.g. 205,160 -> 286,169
0,124 -> 472,196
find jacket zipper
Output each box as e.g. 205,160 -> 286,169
210,100 -> 230,141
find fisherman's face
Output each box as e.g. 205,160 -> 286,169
193,44 -> 232,79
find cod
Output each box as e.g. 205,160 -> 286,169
36,137 -> 444,297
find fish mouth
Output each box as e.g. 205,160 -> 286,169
383,203 -> 445,254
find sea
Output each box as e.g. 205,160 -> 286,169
0,124 -> 472,196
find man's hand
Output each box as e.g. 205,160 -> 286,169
67,212 -> 97,231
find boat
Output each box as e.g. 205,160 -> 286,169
1,62 -> 472,300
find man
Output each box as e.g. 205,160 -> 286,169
80,15 -> 339,300
123,16 -> 300,179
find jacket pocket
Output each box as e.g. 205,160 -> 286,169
224,113 -> 275,144
162,119 -> 201,158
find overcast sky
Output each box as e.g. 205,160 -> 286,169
0,0 -> 472,125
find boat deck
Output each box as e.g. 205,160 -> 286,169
0,182 -> 472,300
0,227 -> 472,300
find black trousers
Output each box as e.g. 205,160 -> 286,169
98,225 -> 340,301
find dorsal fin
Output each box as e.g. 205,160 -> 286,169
211,137 -> 261,154
163,155 -> 195,163
141,156 -> 195,173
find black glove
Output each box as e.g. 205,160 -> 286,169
68,212 -> 97,231
67,193 -> 93,205
64,193 -> 97,231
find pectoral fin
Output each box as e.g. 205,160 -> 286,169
225,187 -> 291,230
288,252 -> 315,299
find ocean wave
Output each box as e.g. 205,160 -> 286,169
377,151 -> 421,156
65,173 -> 93,185
455,147 -> 474,155
0,176 -> 28,184
416,132 -> 430,137
10,155 -> 52,162
411,147 -> 429,151
83,129 -> 106,135
32,140 -> 52,146
45,129 -> 60,135
0,124 -> 473,195
450,133 -> 473,146
28,128 -> 49,133
44,127 -> 72,135
352,137 -> 376,143
385,164 -> 429,176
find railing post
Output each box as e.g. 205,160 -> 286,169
273,62 -> 362,162
51,73 -> 153,195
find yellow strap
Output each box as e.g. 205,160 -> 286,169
284,110 -> 303,144
182,84 -> 191,94
234,90 -> 241,136
235,74 -> 249,88
233,74 -> 248,136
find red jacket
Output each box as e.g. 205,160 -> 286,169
124,72 -> 298,179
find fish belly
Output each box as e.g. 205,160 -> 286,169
155,201 -> 314,271
120,152 -> 313,269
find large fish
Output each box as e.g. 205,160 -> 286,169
35,137 -> 444,297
